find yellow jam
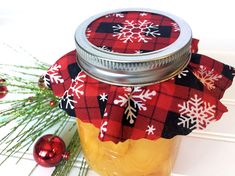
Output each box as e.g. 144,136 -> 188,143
77,119 -> 180,176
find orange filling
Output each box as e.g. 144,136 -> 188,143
77,119 -> 180,176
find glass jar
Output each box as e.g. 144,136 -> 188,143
74,8 -> 192,176
77,119 -> 181,176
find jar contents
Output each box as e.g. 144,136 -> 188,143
77,119 -> 180,176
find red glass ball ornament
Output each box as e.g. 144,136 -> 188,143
0,86 -> 8,99
0,79 -> 8,99
49,100 -> 56,107
33,134 -> 69,167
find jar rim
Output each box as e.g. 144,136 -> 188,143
74,8 -> 192,86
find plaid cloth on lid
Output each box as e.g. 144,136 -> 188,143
44,45 -> 235,143
86,11 -> 180,54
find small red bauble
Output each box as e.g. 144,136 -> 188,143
0,79 -> 8,99
49,100 -> 56,107
33,134 -> 69,167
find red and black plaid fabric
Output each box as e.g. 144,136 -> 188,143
45,47 -> 235,143
86,11 -> 180,54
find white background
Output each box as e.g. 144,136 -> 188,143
0,0 -> 235,176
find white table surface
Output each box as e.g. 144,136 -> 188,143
0,1 -> 235,175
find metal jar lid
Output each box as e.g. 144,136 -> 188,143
75,8 -> 192,86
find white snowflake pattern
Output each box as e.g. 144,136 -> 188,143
113,20 -> 161,43
99,46 -> 113,52
114,87 -> 156,124
86,28 -> 91,38
59,72 -> 86,109
105,13 -> 124,18
171,22 -> 180,32
100,121 -> 108,138
135,50 -> 143,54
194,65 -> 222,90
229,66 -> 235,76
140,12 -> 148,17
41,74 -> 49,88
99,93 -> 108,102
177,69 -> 189,79
103,109 -> 108,117
44,64 -> 64,87
146,125 -> 156,135
70,75 -> 86,98
59,91 -> 77,109
178,94 -> 216,130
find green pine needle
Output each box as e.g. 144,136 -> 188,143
0,51 -> 89,176
0,65 -> 69,164
52,130 -> 89,176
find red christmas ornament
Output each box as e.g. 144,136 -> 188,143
49,100 -> 56,107
33,134 -> 69,167
0,79 -> 8,99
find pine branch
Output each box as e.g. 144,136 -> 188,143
0,47 -> 89,176
52,130 -> 89,176
0,61 -> 70,163
0,64 -> 47,71
78,157 -> 89,176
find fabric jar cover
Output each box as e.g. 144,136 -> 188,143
75,10 -> 192,86
44,10 -> 235,144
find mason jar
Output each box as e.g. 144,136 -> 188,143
74,8 -> 192,176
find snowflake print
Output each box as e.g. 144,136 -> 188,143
105,13 -> 124,18
86,28 -> 91,38
194,65 -> 222,90
59,72 -> 86,109
99,46 -> 113,52
135,50 -> 144,54
114,87 -> 156,124
178,94 -> 216,130
99,93 -> 108,102
100,121 -> 108,138
146,125 -> 156,135
103,109 -> 108,117
171,22 -> 180,32
229,66 -> 235,76
44,64 -> 64,87
40,74 -> 49,88
59,91 -> 77,109
115,13 -> 124,18
70,74 -> 86,98
140,12 -> 148,16
113,20 -> 161,43
177,69 -> 189,79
